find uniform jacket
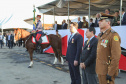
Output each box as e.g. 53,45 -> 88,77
66,33 -> 83,62
36,20 -> 42,31
82,21 -> 88,28
80,36 -> 98,74
96,28 -> 121,76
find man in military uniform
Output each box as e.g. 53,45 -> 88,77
33,15 -> 44,50
96,16 -> 121,84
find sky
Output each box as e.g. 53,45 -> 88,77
0,0 -> 79,25
0,0 -> 55,19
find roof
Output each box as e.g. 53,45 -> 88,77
37,0 -> 126,16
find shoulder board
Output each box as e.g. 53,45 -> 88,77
111,29 -> 116,33
98,33 -> 102,36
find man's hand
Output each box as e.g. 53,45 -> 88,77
80,63 -> 86,69
106,74 -> 112,81
80,63 -> 84,69
74,60 -> 78,66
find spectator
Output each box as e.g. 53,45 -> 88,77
94,13 -> 100,27
82,16 -> 88,28
90,18 -> 95,27
105,8 -> 110,14
118,8 -> 126,25
8,32 -> 12,49
11,34 -> 14,48
112,10 -> 120,26
77,17 -> 83,29
6,33 -> 8,46
53,21 -> 60,30
0,32 -> 4,48
61,20 -> 67,29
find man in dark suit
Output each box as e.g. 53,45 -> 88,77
78,17 -> 83,29
53,21 -> 60,30
94,13 -> 100,27
80,27 -> 98,84
90,18 -> 95,27
8,32 -> 13,49
61,20 -> 67,29
118,8 -> 126,25
11,34 -> 14,48
6,33 -> 8,46
66,22 -> 83,84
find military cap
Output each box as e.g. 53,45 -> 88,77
37,15 -> 41,18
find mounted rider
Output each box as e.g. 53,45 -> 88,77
33,15 -> 44,50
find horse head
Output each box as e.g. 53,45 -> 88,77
14,28 -> 30,41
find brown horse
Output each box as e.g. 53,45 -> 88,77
14,29 -> 64,68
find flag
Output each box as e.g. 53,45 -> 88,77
33,5 -> 36,30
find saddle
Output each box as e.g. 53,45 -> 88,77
31,33 -> 49,44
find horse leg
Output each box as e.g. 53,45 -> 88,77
57,49 -> 64,65
28,49 -> 34,68
52,48 -> 58,64
53,54 -> 58,64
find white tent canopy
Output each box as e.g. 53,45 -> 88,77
0,15 -> 33,30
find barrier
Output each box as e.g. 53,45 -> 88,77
43,26 -> 126,70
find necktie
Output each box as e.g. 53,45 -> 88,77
86,39 -> 90,45
69,34 -> 72,42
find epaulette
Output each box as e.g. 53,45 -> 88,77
111,29 -> 116,33
98,33 -> 102,36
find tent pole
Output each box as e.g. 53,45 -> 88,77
68,1 -> 70,29
43,14 -> 44,30
53,7 -> 55,25
119,0 -> 123,73
120,0 -> 123,26
88,0 -> 91,27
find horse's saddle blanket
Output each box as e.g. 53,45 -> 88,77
32,35 -> 49,44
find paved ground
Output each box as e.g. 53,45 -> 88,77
0,46 -> 126,84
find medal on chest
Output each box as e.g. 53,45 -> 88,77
72,38 -> 74,43
87,44 -> 90,50
101,40 -> 108,48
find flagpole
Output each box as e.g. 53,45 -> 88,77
33,5 -> 36,30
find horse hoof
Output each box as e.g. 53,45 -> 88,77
28,66 -> 32,68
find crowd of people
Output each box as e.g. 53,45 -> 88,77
0,32 -> 23,49
53,8 -> 126,30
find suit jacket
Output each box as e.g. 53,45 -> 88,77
61,23 -> 67,29
122,12 -> 126,25
94,18 -> 99,27
80,37 -> 98,74
78,21 -> 83,29
66,33 -> 83,62
6,35 -> 8,40
90,23 -> 95,27
53,24 -> 60,30
112,16 -> 120,26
